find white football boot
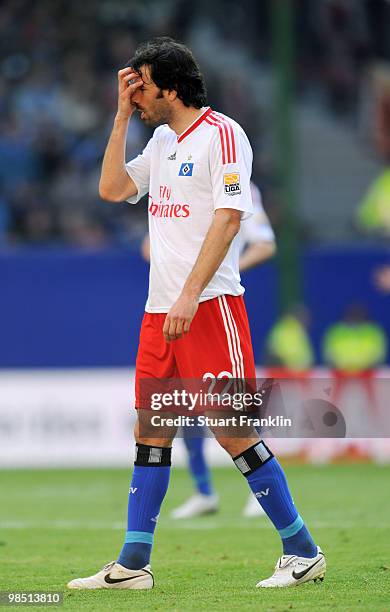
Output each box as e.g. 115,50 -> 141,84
242,493 -> 267,518
67,561 -> 153,590
171,493 -> 219,519
257,546 -> 326,588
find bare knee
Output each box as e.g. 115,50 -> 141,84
204,410 -> 260,457
134,411 -> 176,447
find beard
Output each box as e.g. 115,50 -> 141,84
137,102 -> 172,127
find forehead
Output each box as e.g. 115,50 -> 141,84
138,65 -> 156,87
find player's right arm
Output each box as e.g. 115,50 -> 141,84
99,67 -> 143,203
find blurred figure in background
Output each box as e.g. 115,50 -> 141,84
323,303 -> 387,381
320,303 -> 387,461
356,168 -> 390,237
263,306 -> 315,466
265,305 -> 314,375
141,181 -> 276,519
364,65 -> 390,291
314,0 -> 370,116
234,182 -> 276,272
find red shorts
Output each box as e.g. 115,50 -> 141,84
135,294 -> 256,408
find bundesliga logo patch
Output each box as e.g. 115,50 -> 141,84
224,173 -> 241,195
179,162 -> 194,176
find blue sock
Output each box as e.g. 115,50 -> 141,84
118,444 -> 171,569
183,426 -> 213,496
235,442 -> 317,558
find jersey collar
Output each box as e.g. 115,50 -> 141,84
177,107 -> 212,143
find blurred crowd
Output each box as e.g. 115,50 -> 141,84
264,303 -> 387,372
1,0 -> 390,246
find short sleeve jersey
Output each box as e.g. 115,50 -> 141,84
125,107 -> 253,313
239,182 -> 275,252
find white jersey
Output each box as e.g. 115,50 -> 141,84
239,182 -> 275,252
126,107 -> 253,313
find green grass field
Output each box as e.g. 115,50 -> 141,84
0,464 -> 389,611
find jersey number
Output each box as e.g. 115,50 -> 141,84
202,371 -> 233,396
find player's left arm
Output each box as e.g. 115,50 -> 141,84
163,208 -> 241,342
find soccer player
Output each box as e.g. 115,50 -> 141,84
141,182 -> 275,519
67,37 -> 325,590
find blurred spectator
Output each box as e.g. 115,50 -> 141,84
356,168 -> 390,236
265,305 -> 314,372
313,0 -> 370,115
356,60 -> 390,235
322,304 -> 387,434
0,114 -> 39,190
322,303 -> 387,372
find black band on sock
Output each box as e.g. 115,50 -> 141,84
134,443 -> 172,467
233,441 -> 273,477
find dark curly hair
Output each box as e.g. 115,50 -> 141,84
129,37 -> 207,109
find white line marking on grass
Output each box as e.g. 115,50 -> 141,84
0,520 -> 124,529
160,519 -> 390,530
1,519 -> 389,530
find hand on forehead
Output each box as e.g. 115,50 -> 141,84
125,62 -> 154,86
